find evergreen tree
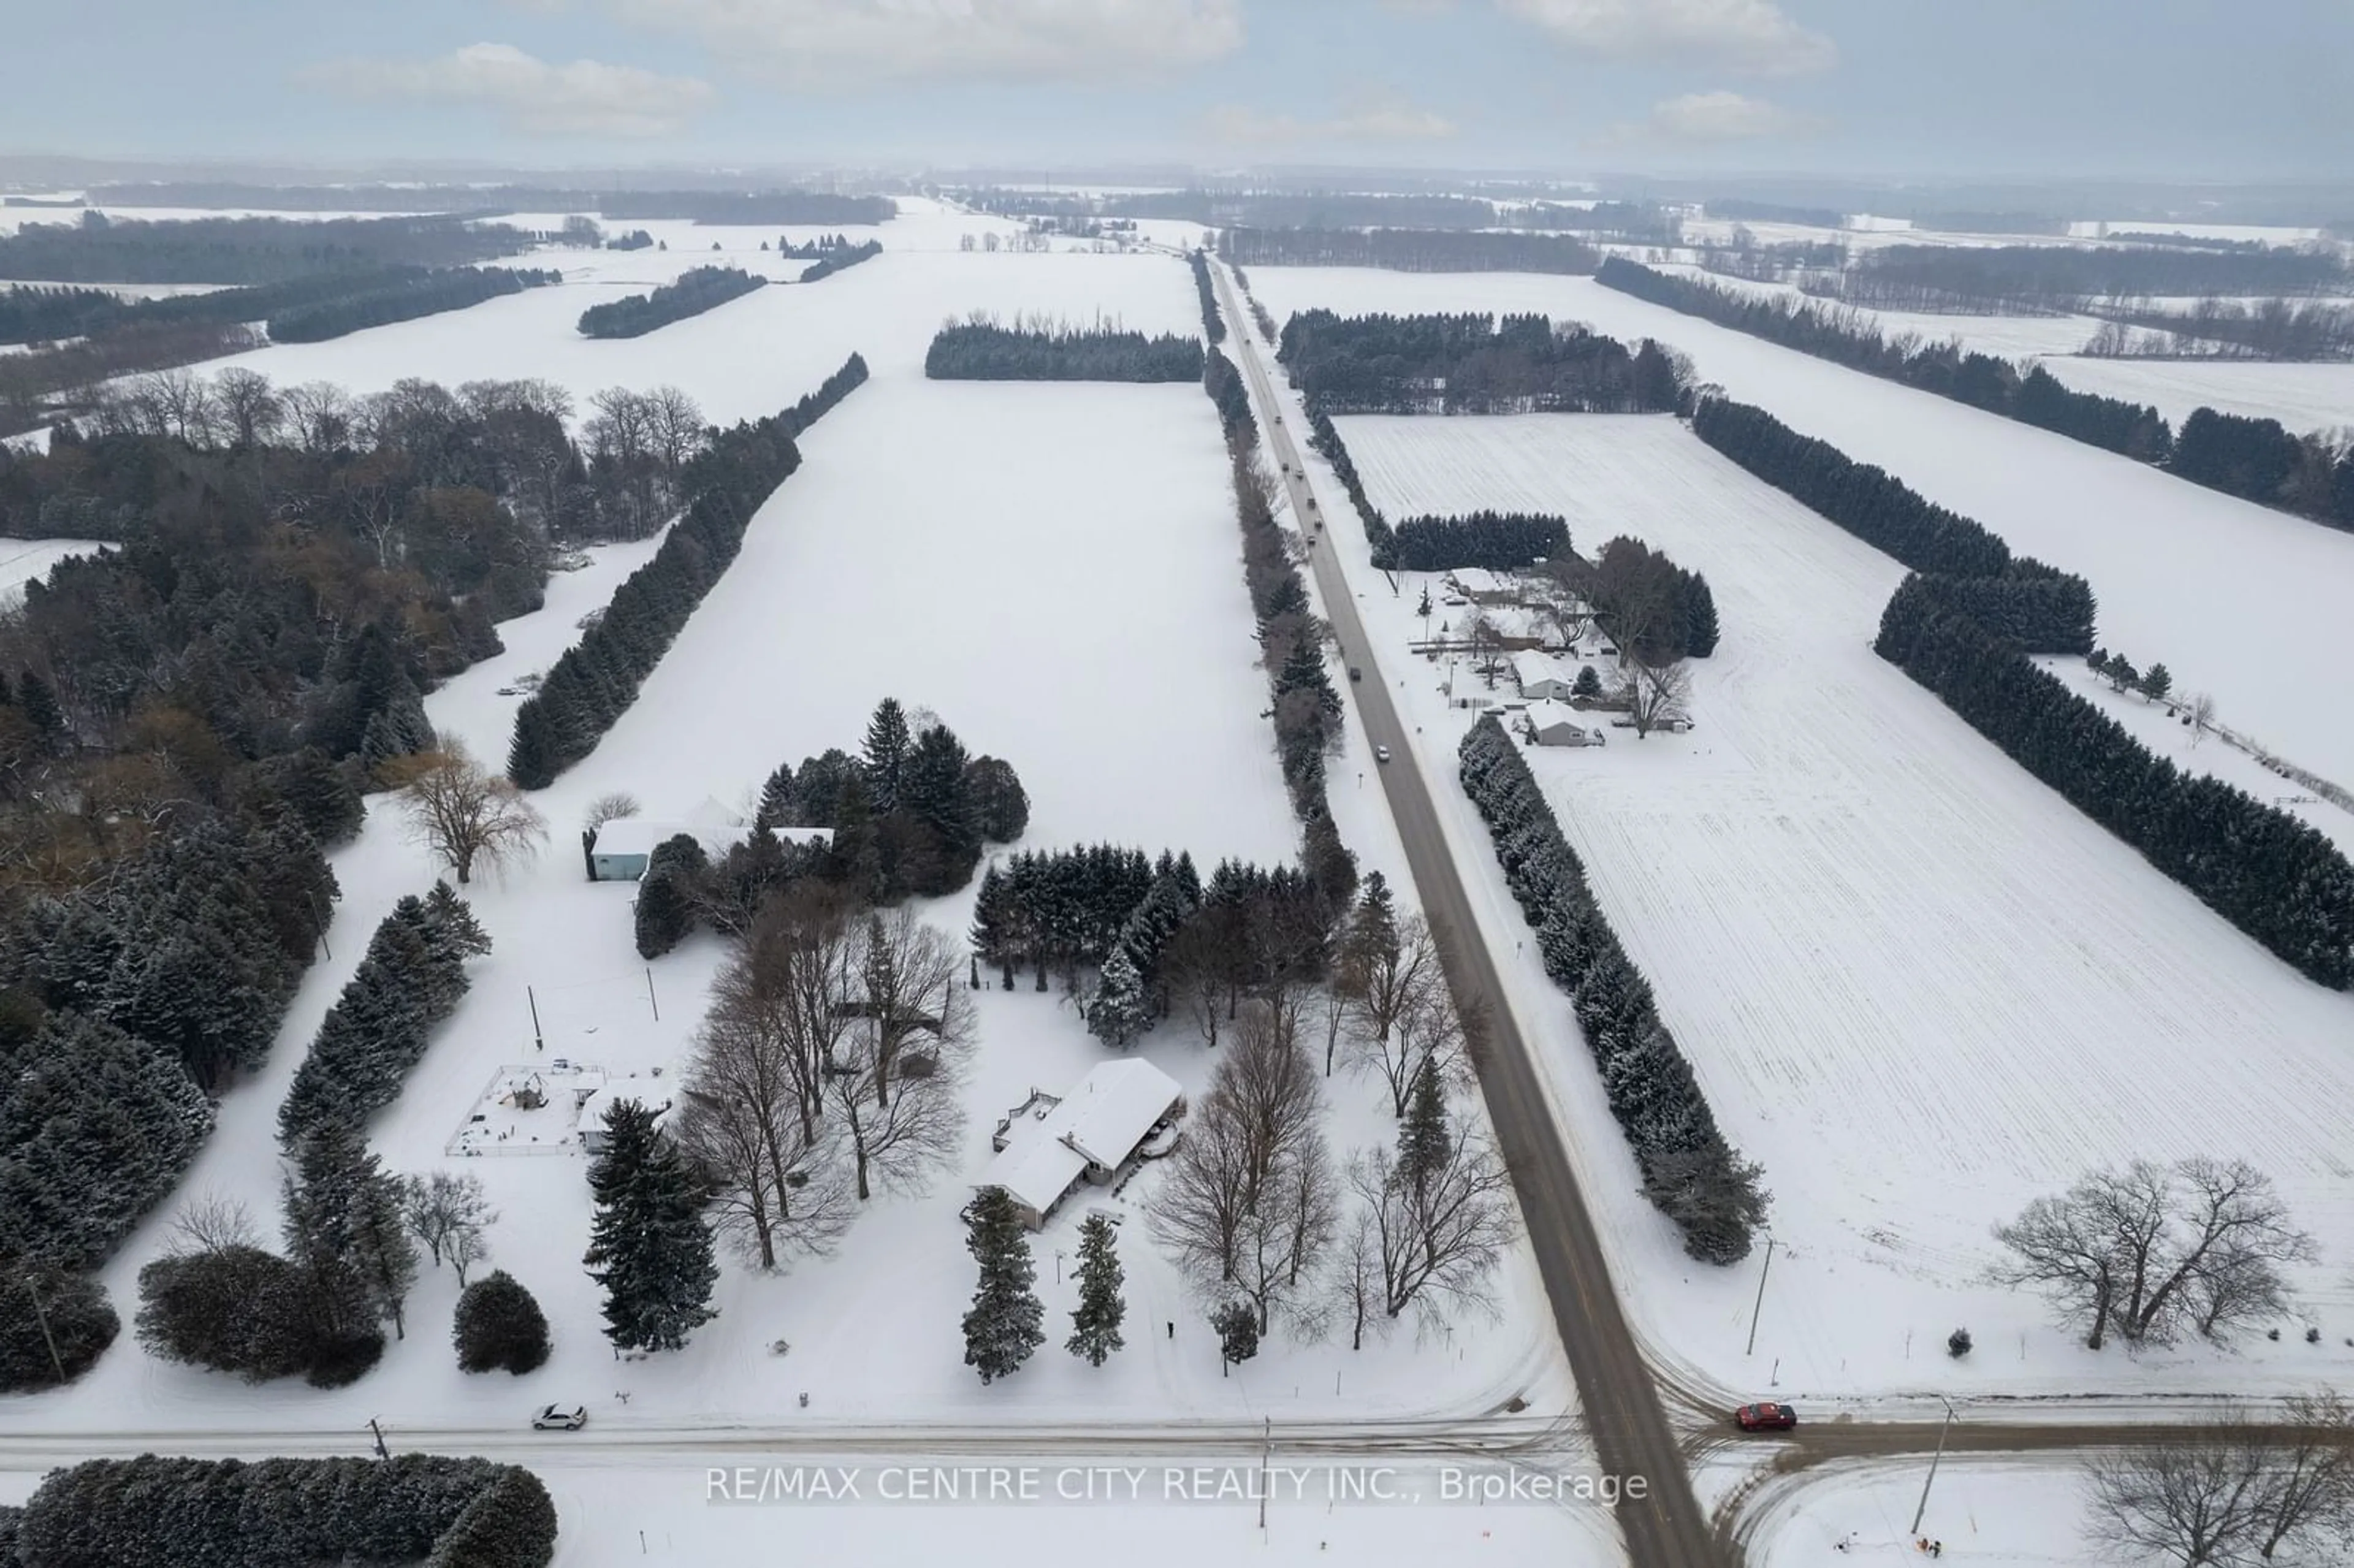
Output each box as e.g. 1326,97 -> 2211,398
2139,663 -> 2172,702
755,762 -> 796,831
1398,1056 -> 1452,1193
1572,664 -> 1602,700
1084,949 -> 1152,1049
1214,1301 -> 1259,1374
962,756 -> 1030,843
902,722 -> 980,886
583,1098 -> 719,1353
453,1270 -> 551,1374
960,1186 -> 1045,1385
862,698 -> 912,812
0,1263 -> 118,1391
282,1122 -> 417,1341
969,864 -> 1018,988
1683,574 -> 1721,658
17,670 -> 64,750
1064,1212 -> 1126,1367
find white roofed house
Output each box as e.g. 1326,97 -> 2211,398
1444,566 -> 1524,606
1523,701 -> 1605,748
1510,649 -> 1577,702
978,1059 -> 1185,1230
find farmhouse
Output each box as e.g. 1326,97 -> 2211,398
978,1059 -> 1184,1230
1525,701 -> 1605,748
1511,649 -> 1577,701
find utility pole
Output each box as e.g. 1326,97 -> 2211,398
1909,1398 -> 1957,1536
645,967 -> 659,1022
1745,1233 -> 1776,1355
527,986 -> 545,1053
1259,1415 -> 1271,1531
368,1417 -> 389,1460
23,1274 -> 67,1387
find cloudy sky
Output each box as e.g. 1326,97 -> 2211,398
7,0 -> 2350,179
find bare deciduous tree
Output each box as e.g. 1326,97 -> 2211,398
821,916 -> 973,1201
1466,613 -> 1509,687
2188,692 -> 2219,748
1350,978 -> 1476,1118
1350,1132 -> 1517,1328
674,988 -> 851,1269
401,1171 -> 497,1273
211,367 -> 283,448
2082,1402 -> 2354,1568
1994,1158 -> 2314,1350
857,908 -> 969,1112
584,793 -> 642,834
1619,657 -> 1692,739
281,379 -> 354,454
390,745 -> 548,885
168,1190 -> 256,1255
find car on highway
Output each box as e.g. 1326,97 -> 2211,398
531,1403 -> 588,1431
1733,1401 -> 1797,1432
1374,744 -> 1392,764
1349,666 -> 1363,682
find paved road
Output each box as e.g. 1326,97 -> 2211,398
1211,264 -> 1727,1568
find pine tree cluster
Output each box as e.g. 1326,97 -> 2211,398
1576,535 -> 1721,661
1691,395 -> 2096,653
924,317 -> 1206,381
577,265 -> 768,339
508,354 -> 869,787
583,1098 -> 720,1353
11,1455 -> 557,1568
1304,408 -> 1395,560
1384,511 -> 1569,573
1188,248 -> 1225,345
1458,717 -> 1766,1262
1877,580 -> 2354,988
1276,309 -> 1685,416
268,266 -> 561,344
1601,258 -> 2175,465
788,237 -> 883,283
1203,348 -> 1255,444
277,883 -> 492,1147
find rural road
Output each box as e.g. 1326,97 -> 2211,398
1209,263 -> 1728,1568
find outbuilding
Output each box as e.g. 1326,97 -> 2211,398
978,1059 -> 1185,1230
585,817 -> 682,882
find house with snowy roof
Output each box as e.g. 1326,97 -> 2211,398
978,1059 -> 1185,1230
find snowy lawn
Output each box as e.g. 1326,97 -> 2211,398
1743,1458 -> 2087,1566
1247,267 -> 2354,794
1298,410 -> 2354,1405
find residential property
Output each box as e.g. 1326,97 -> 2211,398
978,1059 -> 1185,1230
577,1080 -> 674,1154
1445,566 -> 1525,606
1510,649 -> 1577,701
1525,701 -> 1606,748
585,817 -> 677,881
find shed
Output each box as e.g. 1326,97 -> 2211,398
1511,650 -> 1577,702
587,818 -> 688,881
978,1059 -> 1184,1230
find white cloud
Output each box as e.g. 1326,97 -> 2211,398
612,0 -> 1244,86
1499,0 -> 1836,76
305,43 -> 715,136
1206,95 -> 1458,145
1597,88 -> 1824,146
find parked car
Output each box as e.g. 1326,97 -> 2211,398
532,1403 -> 588,1431
1374,745 -> 1392,764
1734,1401 -> 1797,1433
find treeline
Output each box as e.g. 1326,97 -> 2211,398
633,696 -> 1030,955
578,265 -> 766,338
2169,407 -> 2354,523
1385,512 -> 1567,573
1305,408 -> 1393,559
269,266 -> 558,343
1105,191 -> 1499,229
1876,578 -> 2354,988
0,211 -> 533,284
797,239 -> 882,283
1219,227 -> 1599,275
1577,536 -> 1721,661
1706,198 -> 1843,229
277,885 -> 490,1147
82,180 -> 893,225
925,317 -> 1205,382
1690,396 -> 2095,652
6,1455 -> 557,1568
1278,309 -> 1684,416
1844,242 -> 2348,308
1599,259 -> 2173,462
1457,717 -> 1766,1262
2084,297 -> 2354,361
1189,249 -> 1224,344
508,354 -> 869,787
593,191 -> 894,225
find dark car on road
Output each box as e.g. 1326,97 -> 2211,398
1734,1401 -> 1797,1432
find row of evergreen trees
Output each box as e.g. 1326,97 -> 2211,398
1278,308 -> 1685,416
1457,717 -> 1766,1262
1305,407 -> 1393,557
924,318 -> 1206,382
577,265 -> 768,339
1690,394 -> 2096,652
4,1454 -> 557,1568
797,239 -> 882,283
1218,227 -> 1599,275
1840,241 -> 2348,306
1600,259 -> 2174,463
508,353 -> 870,786
2170,405 -> 2354,525
1875,578 -> 2354,988
0,210 -> 534,285
1188,249 -> 1225,344
1387,511 -> 1567,573
1204,349 -> 1254,444
267,267 -> 561,344
276,885 -> 492,1147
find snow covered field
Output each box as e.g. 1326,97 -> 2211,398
1,235 -> 1567,1495
1247,266 -> 2354,793
1743,1460 -> 2085,1566
1306,410 -> 2354,1403
1651,265 -> 2102,360
0,535 -> 104,604
2040,354 -> 2354,433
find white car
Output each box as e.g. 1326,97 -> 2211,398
531,1403 -> 588,1431
1374,745 -> 1392,764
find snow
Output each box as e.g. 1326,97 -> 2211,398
1745,1459 -> 2087,1566
1246,266 -> 2354,793
1298,408 -> 2354,1404
980,1058 -> 1183,1220
2038,355 -> 2354,434
0,535 -> 105,604
1650,265 -> 2103,360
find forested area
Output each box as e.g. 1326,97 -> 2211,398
0,211 -> 533,284
80,181 -> 893,226
577,265 -> 766,338
1691,395 -> 2095,651
1385,511 -> 1567,573
925,318 -> 1204,381
267,266 -> 558,343
2169,406 -> 2354,522
2082,297 -> 2354,360
1458,718 -> 1766,1262
3,1455 -> 557,1568
1876,579 -> 2354,989
1279,308 -> 1684,416
1218,227 -> 1599,275
1840,242 -> 2348,310
1599,259 -> 2174,462
1571,536 -> 1720,660
507,354 -> 870,787
590,191 -> 894,225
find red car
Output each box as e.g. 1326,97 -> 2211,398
1734,1401 -> 1798,1432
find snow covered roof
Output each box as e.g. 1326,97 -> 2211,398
577,1081 -> 672,1132
1450,567 -> 1510,596
1512,649 -> 1570,687
1525,700 -> 1593,736
592,818 -> 684,859
979,1059 -> 1183,1217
